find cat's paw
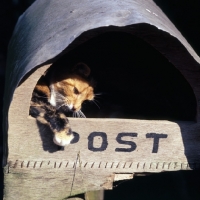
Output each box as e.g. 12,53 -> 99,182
53,128 -> 74,146
47,113 -> 74,146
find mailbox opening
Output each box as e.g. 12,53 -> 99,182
37,31 -> 197,121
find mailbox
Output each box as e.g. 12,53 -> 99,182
3,0 -> 200,199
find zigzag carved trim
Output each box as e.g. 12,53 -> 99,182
7,160 -> 200,171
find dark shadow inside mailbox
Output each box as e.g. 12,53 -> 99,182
33,25 -> 199,169
45,27 -> 196,121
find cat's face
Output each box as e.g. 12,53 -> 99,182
51,74 -> 94,111
49,63 -> 94,113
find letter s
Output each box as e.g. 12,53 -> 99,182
115,133 -> 137,152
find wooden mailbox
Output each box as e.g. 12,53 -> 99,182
3,0 -> 200,199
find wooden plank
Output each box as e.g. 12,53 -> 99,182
85,190 -> 104,200
4,117 -> 200,199
6,117 -> 200,168
4,62 -> 200,199
4,166 -> 111,200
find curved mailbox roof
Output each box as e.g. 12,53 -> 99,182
6,0 -> 200,93
4,0 -> 200,132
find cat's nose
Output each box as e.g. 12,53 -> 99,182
71,107 -> 76,112
72,106 -> 80,112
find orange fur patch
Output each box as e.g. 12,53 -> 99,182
33,66 -> 94,112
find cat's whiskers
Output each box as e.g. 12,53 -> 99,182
72,110 -> 86,118
56,103 -> 66,110
55,94 -> 71,109
78,110 -> 86,118
74,111 -> 78,118
73,111 -> 78,118
94,93 -> 103,96
55,99 -> 64,103
55,92 -> 67,102
55,92 -> 65,98
76,111 -> 80,118
91,99 -> 100,110
72,112 -> 76,118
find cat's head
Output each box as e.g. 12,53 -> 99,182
49,63 -> 94,113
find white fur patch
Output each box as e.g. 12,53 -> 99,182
49,84 -> 56,106
53,134 -> 74,146
68,103 -> 73,110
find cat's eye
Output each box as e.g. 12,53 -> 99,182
73,87 -> 79,95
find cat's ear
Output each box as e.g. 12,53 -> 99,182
72,62 -> 91,77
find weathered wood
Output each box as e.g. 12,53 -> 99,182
85,190 -> 104,200
6,117 -> 200,168
3,0 -> 200,199
5,83 -> 200,199
6,64 -> 200,168
4,63 -> 200,198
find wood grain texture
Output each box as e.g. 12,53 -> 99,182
4,111 -> 200,199
5,65 -> 200,198
6,117 -> 200,168
85,190 -> 104,200
3,0 -> 200,199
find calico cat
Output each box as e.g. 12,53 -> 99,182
30,63 -> 94,146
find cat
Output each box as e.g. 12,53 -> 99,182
30,62 -> 94,146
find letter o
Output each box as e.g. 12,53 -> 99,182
88,132 -> 108,152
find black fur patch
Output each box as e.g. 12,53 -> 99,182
44,112 -> 66,132
29,106 -> 40,118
